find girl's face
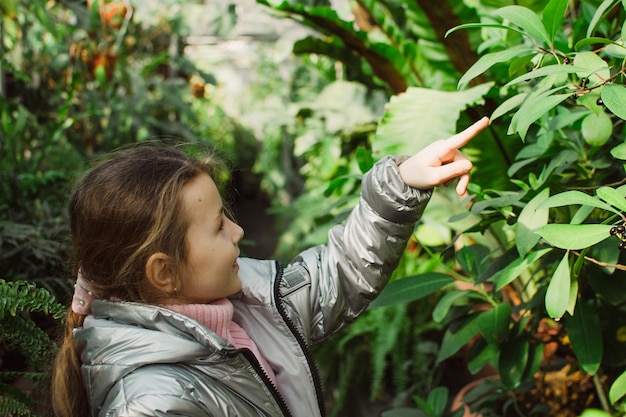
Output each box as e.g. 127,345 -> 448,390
178,173 -> 244,303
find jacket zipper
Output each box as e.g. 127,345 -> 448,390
273,261 -> 327,417
236,348 -> 293,417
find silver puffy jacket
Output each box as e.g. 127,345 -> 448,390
74,156 -> 431,417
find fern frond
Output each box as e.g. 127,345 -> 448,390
0,314 -> 58,370
0,395 -> 37,417
370,305 -> 408,399
0,279 -> 65,320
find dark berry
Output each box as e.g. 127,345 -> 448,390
617,225 -> 625,233
618,241 -> 626,251
611,226 -> 618,235
597,98 -> 604,106
581,78 -> 589,87
563,57 -> 570,64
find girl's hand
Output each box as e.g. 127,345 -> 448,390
398,117 -> 489,196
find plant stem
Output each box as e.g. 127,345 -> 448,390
594,372 -> 611,413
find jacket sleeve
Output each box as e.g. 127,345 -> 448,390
280,155 -> 431,344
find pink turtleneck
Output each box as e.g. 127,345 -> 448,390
164,298 -> 277,386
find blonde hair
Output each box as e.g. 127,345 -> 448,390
51,145 -> 224,417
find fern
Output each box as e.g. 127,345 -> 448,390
0,279 -> 65,417
0,395 -> 37,417
0,279 -> 66,320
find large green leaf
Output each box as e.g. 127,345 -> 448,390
498,336 -> 529,389
436,313 -> 482,364
567,300 -> 602,375
542,0 -> 569,44
586,0 -> 622,38
491,248 -> 551,291
596,186 -> 626,212
370,272 -> 455,308
496,5 -> 550,44
545,252 -> 570,318
458,46 -> 533,89
372,83 -> 494,157
601,83 -> 626,121
536,224 -> 612,250
478,302 -> 511,345
538,190 -> 616,213
609,370 -> 626,404
516,188 -> 550,257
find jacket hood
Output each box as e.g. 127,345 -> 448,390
74,300 -> 236,416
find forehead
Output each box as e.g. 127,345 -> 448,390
181,173 -> 222,213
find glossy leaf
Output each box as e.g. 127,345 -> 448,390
504,64 -> 586,87
536,224 -> 612,250
596,186 -> 626,212
609,370 -> 626,404
436,314 -> 482,364
573,51 -> 611,86
542,0 -> 569,43
492,248 -> 551,291
567,301 -> 602,375
538,190 -> 616,213
370,273 -> 454,308
491,93 -> 526,122
498,336 -> 529,389
611,143 -> 626,160
432,290 -> 467,323
586,0 -> 622,37
458,46 -> 533,89
478,302 -> 512,345
601,83 -> 626,121
496,5 -> 550,44
372,83 -> 493,157
581,111 -> 613,147
511,92 -> 570,140
545,252 -> 570,319
516,188 -> 550,257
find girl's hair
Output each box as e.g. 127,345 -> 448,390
51,145 -> 223,417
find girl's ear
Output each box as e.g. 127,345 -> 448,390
145,252 -> 176,294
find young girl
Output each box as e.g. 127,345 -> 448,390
51,117 -> 489,417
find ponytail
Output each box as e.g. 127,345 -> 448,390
51,309 -> 90,417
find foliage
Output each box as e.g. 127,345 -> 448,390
255,0 -> 626,415
0,279 -> 65,416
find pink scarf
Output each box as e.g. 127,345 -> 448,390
165,299 -> 278,386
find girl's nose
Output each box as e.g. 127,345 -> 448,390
231,220 -> 244,244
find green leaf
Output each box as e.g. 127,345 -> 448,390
579,410 -> 612,417
610,143 -> 626,160
491,248 -> 551,291
372,83 -> 493,157
511,92 -> 570,140
581,111 -> 613,147
573,51 -> 610,86
538,190 -> 615,213
458,46 -> 533,89
542,0 -> 569,43
609,370 -> 626,404
478,302 -> 511,345
370,273 -> 455,308
586,0 -> 622,38
436,314 -> 482,363
545,252 -> 570,318
516,188 -> 550,257
432,290 -> 467,323
596,186 -> 626,212
567,300 -> 602,375
498,336 -> 529,389
601,83 -> 626,121
427,387 -> 448,417
445,23 -> 526,38
504,64 -> 586,87
496,5 -> 550,44
536,224 -> 612,250
491,93 -> 526,122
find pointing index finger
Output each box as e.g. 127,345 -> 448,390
446,116 -> 490,150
